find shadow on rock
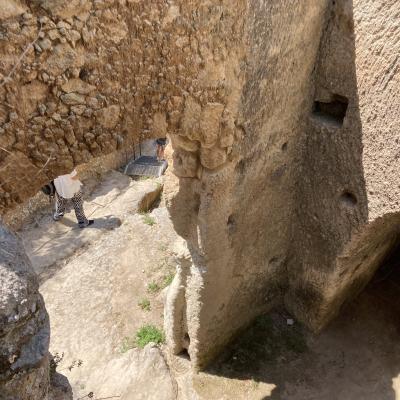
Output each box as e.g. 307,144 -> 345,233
49,371 -> 73,400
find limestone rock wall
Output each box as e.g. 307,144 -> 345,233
165,0 -> 400,368
287,0 -> 400,331
166,0 -> 330,368
0,225 -> 50,399
1,0 -> 399,376
287,0 -> 368,329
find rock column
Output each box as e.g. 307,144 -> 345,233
0,225 -> 51,399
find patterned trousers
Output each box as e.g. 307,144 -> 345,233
54,190 -> 88,225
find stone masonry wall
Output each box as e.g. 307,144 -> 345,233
0,0 -> 174,213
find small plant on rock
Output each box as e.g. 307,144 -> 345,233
141,212 -> 156,226
147,281 -> 160,294
136,325 -> 165,348
162,272 -> 175,288
138,298 -> 151,311
50,352 -> 64,375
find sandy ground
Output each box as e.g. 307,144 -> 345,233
20,170 -> 400,400
194,261 -> 400,400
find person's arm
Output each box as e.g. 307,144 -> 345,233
70,169 -> 80,181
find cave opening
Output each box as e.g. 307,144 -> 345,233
334,233 -> 400,355
312,94 -> 349,126
360,238 -> 400,320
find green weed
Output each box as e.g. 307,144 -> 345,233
147,282 -> 160,294
141,213 -> 156,226
136,325 -> 165,348
138,298 -> 151,311
162,272 -> 175,288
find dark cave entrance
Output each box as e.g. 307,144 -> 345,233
361,239 -> 400,323
312,94 -> 349,127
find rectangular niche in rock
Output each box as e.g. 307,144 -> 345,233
312,94 -> 349,127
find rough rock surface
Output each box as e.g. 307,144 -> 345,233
85,345 -> 175,400
1,0 -> 399,375
0,0 -> 182,212
164,0 -> 400,368
11,171 -> 400,400
19,170 -> 162,276
0,224 -> 50,399
287,0 -> 400,329
21,172 -> 178,398
165,0 -> 331,368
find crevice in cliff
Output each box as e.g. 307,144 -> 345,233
312,94 -> 348,127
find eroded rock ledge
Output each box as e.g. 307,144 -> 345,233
0,225 -> 50,399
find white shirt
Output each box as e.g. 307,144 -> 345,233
54,169 -> 82,199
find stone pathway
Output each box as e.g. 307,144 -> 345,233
20,170 -> 162,281
20,170 -> 179,399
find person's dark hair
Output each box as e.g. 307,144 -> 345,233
41,181 -> 56,198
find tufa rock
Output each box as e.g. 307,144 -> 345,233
60,93 -> 85,105
0,0 -> 26,21
173,149 -> 199,178
200,146 -> 227,170
36,0 -> 92,19
200,103 -> 224,148
43,43 -> 83,76
170,134 -> 199,153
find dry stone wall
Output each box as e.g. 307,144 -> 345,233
0,0 -> 183,213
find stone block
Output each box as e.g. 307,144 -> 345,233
200,146 -> 227,170
95,105 -> 121,129
200,102 -> 224,148
173,149 -> 198,178
61,78 -> 96,95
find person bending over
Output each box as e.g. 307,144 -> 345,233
156,137 -> 167,162
53,169 -> 94,228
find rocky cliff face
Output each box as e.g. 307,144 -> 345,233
287,0 -> 400,330
165,0 -> 330,368
0,225 -> 50,399
165,0 -> 400,368
1,0 -> 399,378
